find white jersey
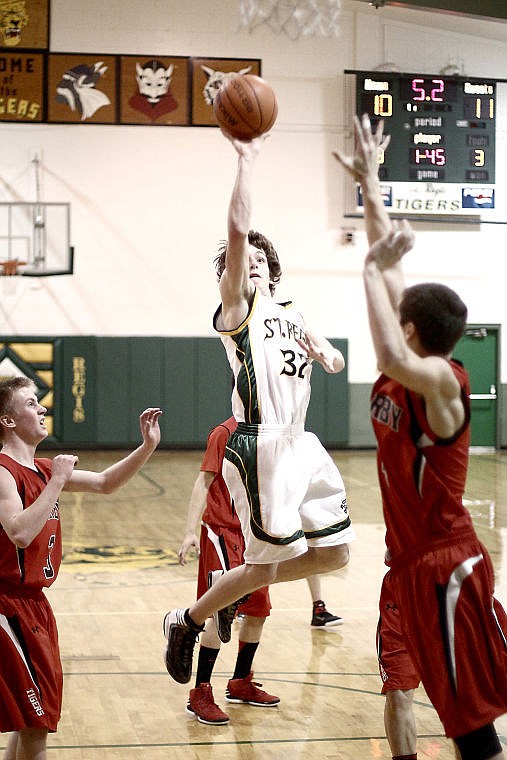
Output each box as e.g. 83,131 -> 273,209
213,290 -> 311,426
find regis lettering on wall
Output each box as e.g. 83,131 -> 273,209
72,356 -> 86,423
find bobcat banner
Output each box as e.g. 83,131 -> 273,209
191,57 -> 261,126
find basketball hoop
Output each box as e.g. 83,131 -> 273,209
0,259 -> 26,296
238,0 -> 342,40
1,259 -> 25,276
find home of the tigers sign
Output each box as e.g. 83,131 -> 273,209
0,51 -> 44,121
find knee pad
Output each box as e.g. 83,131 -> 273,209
454,723 -> 501,760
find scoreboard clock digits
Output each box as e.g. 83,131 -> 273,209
350,70 -> 496,186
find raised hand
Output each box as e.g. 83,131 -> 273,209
333,114 -> 390,182
365,220 -> 415,271
139,407 -> 162,450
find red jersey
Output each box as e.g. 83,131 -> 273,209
201,417 -> 238,529
0,454 -> 61,592
370,359 -> 473,564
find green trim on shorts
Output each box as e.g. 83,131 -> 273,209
225,437 -> 305,546
305,514 -> 351,539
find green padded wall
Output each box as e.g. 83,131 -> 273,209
2,335 -> 348,448
305,338 -> 349,446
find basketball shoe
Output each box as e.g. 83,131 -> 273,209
163,608 -> 203,684
186,683 -> 230,725
207,570 -> 245,644
226,672 -> 280,706
311,600 -> 344,628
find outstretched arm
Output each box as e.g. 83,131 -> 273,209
334,114 -> 405,310
363,223 -> 463,438
297,326 -> 345,374
363,221 -> 415,376
333,114 -> 391,245
219,134 -> 267,329
65,407 -> 162,493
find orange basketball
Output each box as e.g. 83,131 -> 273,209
213,74 -> 278,141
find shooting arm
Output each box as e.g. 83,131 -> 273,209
220,137 -> 265,317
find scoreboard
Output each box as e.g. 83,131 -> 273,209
345,69 -> 498,216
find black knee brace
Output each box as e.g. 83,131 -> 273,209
454,723 -> 501,760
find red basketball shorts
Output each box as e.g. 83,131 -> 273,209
377,569 -> 420,693
198,522 -> 271,618
0,591 -> 63,733
381,537 -> 507,738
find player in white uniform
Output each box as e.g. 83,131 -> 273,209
216,290 -> 352,565
164,132 -> 354,685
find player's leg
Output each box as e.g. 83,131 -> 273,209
306,574 -> 344,627
191,543 -> 348,621
11,727 -> 48,760
384,689 -> 417,758
377,572 -> 421,760
273,544 -> 349,582
188,562 -> 277,626
187,621 -> 230,725
164,548 -> 350,684
194,621 -> 222,687
226,587 -> 279,707
226,617 -> 279,707
185,525 -> 230,724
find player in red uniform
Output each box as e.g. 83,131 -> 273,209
334,115 -> 506,760
178,417 -> 279,725
0,376 -> 161,760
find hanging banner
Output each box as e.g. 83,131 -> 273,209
0,0 -> 49,50
119,54 -> 190,125
0,51 -> 44,121
190,57 -> 261,126
47,53 -> 117,124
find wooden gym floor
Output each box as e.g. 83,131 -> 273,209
2,448 -> 506,759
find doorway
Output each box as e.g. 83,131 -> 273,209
453,324 -> 500,450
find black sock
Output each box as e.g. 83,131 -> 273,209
195,646 -> 220,686
232,641 -> 259,680
184,609 -> 203,632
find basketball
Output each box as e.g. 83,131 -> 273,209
213,74 -> 278,141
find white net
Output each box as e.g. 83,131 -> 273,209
238,0 -> 342,40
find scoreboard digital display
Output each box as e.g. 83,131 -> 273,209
345,69 -> 497,215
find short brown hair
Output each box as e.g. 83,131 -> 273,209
399,283 -> 467,355
0,376 -> 36,417
214,229 -> 282,296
